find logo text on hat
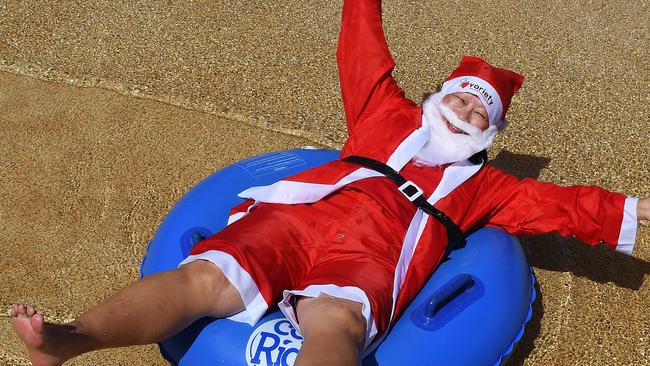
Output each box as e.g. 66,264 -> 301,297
460,80 -> 494,106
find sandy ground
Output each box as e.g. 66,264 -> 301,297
1,0 -> 648,365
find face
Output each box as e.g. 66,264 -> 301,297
441,92 -> 489,133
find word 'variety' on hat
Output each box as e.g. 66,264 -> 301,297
440,56 -> 525,130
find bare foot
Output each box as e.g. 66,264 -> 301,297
10,304 -> 70,366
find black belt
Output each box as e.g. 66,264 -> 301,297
342,155 -> 466,250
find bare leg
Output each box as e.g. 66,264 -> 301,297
294,294 -> 367,366
10,260 -> 244,366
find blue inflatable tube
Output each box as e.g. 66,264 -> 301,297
141,148 -> 536,366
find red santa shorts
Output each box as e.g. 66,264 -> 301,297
179,184 -> 415,348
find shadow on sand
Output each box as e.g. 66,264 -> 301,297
488,149 -> 551,180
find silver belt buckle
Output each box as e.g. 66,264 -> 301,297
398,180 -> 424,202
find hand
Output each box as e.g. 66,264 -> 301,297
638,198 -> 650,221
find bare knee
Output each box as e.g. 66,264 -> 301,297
296,295 -> 367,346
177,260 -> 244,316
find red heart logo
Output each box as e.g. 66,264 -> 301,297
460,81 -> 469,88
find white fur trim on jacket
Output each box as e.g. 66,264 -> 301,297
615,197 -> 639,255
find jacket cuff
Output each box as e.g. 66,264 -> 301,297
615,197 -> 639,255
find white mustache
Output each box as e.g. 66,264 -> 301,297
437,103 -> 488,138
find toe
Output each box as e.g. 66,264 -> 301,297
27,306 -> 36,317
10,304 -> 18,317
31,313 -> 44,333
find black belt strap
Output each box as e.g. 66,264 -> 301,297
342,155 -> 466,249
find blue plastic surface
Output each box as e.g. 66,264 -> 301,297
369,228 -> 533,366
141,148 -> 536,366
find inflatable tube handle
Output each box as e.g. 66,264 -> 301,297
180,227 -> 214,258
410,274 -> 482,331
425,274 -> 475,318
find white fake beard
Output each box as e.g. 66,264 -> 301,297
412,93 -> 498,167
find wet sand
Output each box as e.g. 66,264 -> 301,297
1,0 -> 648,364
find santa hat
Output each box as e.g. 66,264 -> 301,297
439,56 -> 525,130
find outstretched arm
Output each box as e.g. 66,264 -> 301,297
476,166 -> 641,255
337,0 -> 409,134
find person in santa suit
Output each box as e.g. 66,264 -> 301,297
10,0 -> 649,365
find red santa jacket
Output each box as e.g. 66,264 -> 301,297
226,0 -> 639,345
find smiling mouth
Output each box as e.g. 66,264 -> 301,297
445,120 -> 469,135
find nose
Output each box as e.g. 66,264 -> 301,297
453,104 -> 471,122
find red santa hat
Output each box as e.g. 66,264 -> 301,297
439,56 -> 525,130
